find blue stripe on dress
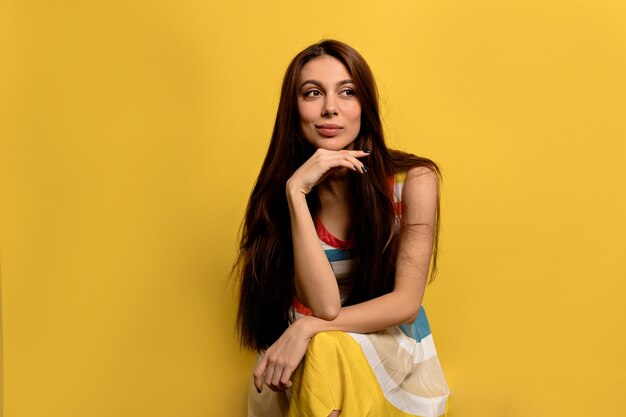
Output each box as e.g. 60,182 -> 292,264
399,305 -> 432,342
325,247 -> 434,343
324,248 -> 353,262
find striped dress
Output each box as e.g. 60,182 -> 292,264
248,171 -> 450,417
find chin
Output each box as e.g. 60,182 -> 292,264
311,136 -> 358,152
318,143 -> 350,151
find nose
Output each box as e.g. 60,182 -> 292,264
322,96 -> 338,117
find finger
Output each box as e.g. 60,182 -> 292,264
333,154 -> 367,173
323,150 -> 369,159
264,361 -> 275,390
344,150 -> 371,157
253,357 -> 268,392
314,149 -> 368,163
321,153 -> 365,173
316,148 -> 369,156
336,159 -> 361,172
279,365 -> 294,389
271,362 -> 285,389
344,155 -> 368,173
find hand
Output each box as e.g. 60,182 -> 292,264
253,316 -> 317,392
286,149 -> 369,196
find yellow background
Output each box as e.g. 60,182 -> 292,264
1,1 -> 625,416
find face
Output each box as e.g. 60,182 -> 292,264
297,55 -> 361,151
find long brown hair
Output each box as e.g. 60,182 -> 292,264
235,40 -> 441,351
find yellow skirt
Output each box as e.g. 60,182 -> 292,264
248,310 -> 449,417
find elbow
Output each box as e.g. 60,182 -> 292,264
312,303 -> 341,321
403,305 -> 421,324
404,313 -> 418,325
394,290 -> 423,324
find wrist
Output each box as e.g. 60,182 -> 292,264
298,315 -> 324,339
286,180 -> 307,202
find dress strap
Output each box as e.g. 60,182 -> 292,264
390,170 -> 408,216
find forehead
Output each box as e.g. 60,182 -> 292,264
299,55 -> 352,83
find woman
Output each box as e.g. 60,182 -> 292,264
236,39 -> 449,417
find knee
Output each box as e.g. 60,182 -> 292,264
307,331 -> 344,354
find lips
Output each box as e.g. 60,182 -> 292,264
315,124 -> 343,137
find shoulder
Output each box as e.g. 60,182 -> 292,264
393,165 -> 439,197
402,165 -> 438,182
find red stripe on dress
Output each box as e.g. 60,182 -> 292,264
293,297 -> 313,316
314,174 -> 402,248
388,174 -> 403,215
315,216 -> 354,249
388,174 -> 395,197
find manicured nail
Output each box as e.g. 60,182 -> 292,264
362,164 -> 369,173
363,149 -> 371,154
352,164 -> 358,171
257,388 -> 261,393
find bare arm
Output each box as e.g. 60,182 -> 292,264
286,148 -> 369,320
302,165 -> 438,334
286,189 -> 340,320
255,165 -> 439,391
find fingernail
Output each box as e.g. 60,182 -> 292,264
352,164 -> 358,171
257,388 -> 261,393
363,149 -> 371,154
362,165 -> 369,173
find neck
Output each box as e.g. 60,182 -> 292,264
315,169 -> 355,241
317,168 -> 354,201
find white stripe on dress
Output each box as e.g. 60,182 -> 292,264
390,326 -> 438,364
348,332 -> 448,417
394,182 -> 404,202
330,259 -> 355,275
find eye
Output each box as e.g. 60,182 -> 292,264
340,88 -> 356,96
304,89 -> 322,98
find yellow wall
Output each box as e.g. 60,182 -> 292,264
1,1 -> 625,416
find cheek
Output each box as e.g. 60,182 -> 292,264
348,105 -> 362,127
297,103 -> 316,124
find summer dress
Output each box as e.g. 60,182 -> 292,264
248,171 -> 450,417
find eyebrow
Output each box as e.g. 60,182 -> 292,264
299,79 -> 354,89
